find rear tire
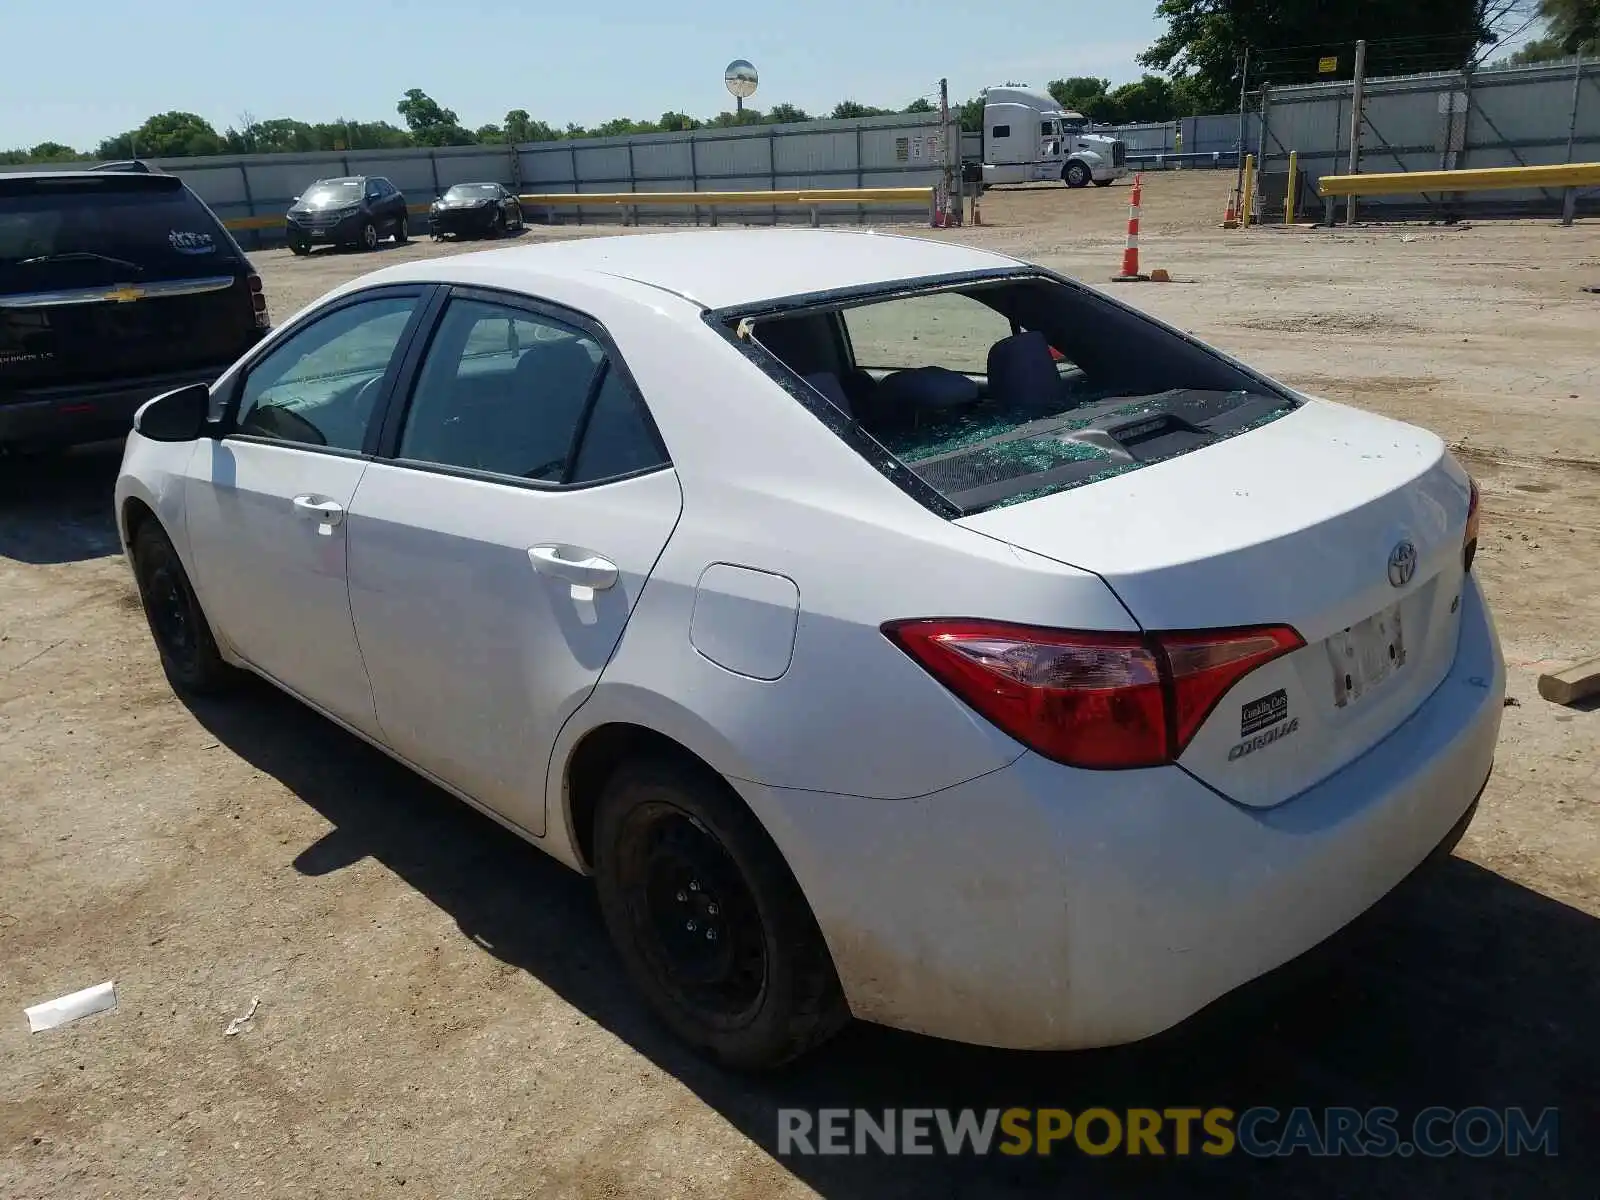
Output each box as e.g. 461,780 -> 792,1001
594,755 -> 848,1071
1093,177 -> 1115,188
131,520 -> 237,697
393,218 -> 409,245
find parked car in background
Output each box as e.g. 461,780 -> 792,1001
115,230 -> 1500,1071
428,183 -> 525,240
1,169 -> 268,456
285,176 -> 409,256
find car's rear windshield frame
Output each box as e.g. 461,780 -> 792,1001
705,266 -> 1300,519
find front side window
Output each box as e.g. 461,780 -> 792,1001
234,294 -> 417,450
991,125 -> 1011,139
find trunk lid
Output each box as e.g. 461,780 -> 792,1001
1,173 -> 258,392
957,400 -> 1474,808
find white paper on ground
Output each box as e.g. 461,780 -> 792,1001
25,980 -> 118,1032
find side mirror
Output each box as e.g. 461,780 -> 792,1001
291,194 -> 300,203
133,383 -> 211,442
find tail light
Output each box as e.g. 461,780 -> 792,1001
247,272 -> 270,329
883,619 -> 1304,770
1463,476 -> 1480,573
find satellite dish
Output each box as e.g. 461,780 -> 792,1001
724,59 -> 759,105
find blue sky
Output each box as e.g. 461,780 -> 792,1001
4,0 -> 1164,151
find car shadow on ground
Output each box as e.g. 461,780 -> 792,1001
188,682 -> 1598,1200
0,442 -> 125,565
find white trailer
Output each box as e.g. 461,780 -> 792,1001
975,86 -> 1129,189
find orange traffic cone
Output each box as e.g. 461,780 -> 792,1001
1112,174 -> 1148,282
1223,193 -> 1239,228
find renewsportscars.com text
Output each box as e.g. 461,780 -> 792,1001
776,1106 -> 1559,1158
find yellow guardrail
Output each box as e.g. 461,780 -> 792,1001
1316,162 -> 1600,227
1316,162 -> 1600,197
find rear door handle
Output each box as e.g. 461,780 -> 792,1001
528,545 -> 619,590
292,494 -> 345,528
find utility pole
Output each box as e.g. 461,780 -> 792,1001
1346,38 -> 1367,225
939,76 -> 957,226
1232,45 -> 1250,215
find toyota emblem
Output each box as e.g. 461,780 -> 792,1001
1387,540 -> 1418,588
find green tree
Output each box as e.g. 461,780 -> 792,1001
1047,77 -> 1117,121
903,98 -> 935,113
27,140 -> 79,161
1139,0 -> 1497,113
504,110 -> 560,142
476,123 -> 505,142
831,100 -> 892,119
98,110 -> 222,159
762,103 -> 811,124
708,109 -> 763,127
1508,0 -> 1599,58
396,88 -> 476,146
656,110 -> 702,131
957,95 -> 985,132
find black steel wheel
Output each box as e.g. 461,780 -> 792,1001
594,756 -> 847,1070
131,520 -> 236,696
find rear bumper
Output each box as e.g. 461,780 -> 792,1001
749,574 -> 1505,1050
0,365 -> 233,449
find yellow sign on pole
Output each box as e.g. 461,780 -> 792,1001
1318,56 -> 1339,74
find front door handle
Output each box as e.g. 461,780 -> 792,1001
292,494 -> 345,528
528,544 -> 618,591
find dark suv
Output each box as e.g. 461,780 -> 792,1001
1,170 -> 269,455
285,175 -> 409,255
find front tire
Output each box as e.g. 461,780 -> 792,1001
594,756 -> 848,1071
289,240 -> 310,257
359,220 -> 378,252
131,520 -> 237,696
487,209 -> 506,238
1064,160 -> 1091,189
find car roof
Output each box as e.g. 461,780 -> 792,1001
372,229 -> 1027,310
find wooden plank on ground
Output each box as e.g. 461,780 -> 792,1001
1537,657 -> 1600,706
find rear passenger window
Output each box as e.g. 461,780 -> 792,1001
398,297 -> 665,484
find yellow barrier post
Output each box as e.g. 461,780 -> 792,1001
1240,154 -> 1255,229
1285,151 -> 1299,225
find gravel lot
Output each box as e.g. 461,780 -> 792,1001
3,172 -> 1597,1198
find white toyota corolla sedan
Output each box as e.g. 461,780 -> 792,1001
115,229 -> 1503,1069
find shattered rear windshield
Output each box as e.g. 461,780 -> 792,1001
729,275 -> 1297,515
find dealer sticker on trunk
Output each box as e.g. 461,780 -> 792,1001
1240,688 -> 1289,737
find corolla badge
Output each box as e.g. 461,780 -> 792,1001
1387,539 -> 1418,588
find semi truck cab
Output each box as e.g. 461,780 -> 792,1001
978,86 -> 1128,189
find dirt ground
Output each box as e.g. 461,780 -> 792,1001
2,171 -> 1597,1199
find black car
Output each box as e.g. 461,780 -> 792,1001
1,170 -> 269,455
428,182 -> 524,240
284,175 -> 409,255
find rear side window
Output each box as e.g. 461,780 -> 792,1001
0,179 -> 237,283
396,296 -> 667,484
737,277 -> 1298,516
